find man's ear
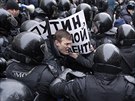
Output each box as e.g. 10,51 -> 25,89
54,40 -> 59,46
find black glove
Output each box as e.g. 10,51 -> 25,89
58,68 -> 72,80
50,68 -> 72,86
67,71 -> 86,80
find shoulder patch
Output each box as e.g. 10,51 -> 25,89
124,75 -> 135,84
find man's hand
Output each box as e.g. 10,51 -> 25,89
50,68 -> 72,86
59,68 -> 72,80
69,52 -> 79,59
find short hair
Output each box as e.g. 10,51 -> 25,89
54,29 -> 72,41
5,0 -> 19,10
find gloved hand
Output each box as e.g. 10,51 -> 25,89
50,68 -> 72,86
59,68 -> 72,80
67,71 -> 86,78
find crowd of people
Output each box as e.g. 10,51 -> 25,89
0,0 -> 135,101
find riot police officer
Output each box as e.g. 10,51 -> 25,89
33,0 -> 58,21
5,31 -> 61,101
0,8 -> 18,59
116,24 -> 135,76
57,0 -> 72,18
50,43 -> 135,101
75,3 -> 93,30
91,12 -> 116,47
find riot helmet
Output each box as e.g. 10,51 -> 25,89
96,0 -> 108,12
39,0 -> 57,18
33,7 -> 47,22
58,0 -> 71,11
93,43 -> 122,74
76,3 -> 92,21
0,8 -> 18,33
91,6 -> 98,18
11,31 -> 44,64
20,20 -> 39,32
92,12 -> 113,34
127,0 -> 135,10
0,78 -> 34,101
83,0 -> 96,5
116,24 -> 135,46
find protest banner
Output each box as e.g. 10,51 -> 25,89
29,10 -> 91,54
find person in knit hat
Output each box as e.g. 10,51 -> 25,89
5,0 -> 29,28
5,0 -> 20,17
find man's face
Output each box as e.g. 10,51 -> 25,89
55,37 -> 72,55
91,21 -> 100,34
7,9 -> 19,17
129,9 -> 135,15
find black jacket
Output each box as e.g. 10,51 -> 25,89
65,53 -> 94,73
120,8 -> 133,25
42,39 -> 94,73
50,72 -> 135,101
119,45 -> 135,76
42,39 -> 66,70
6,60 -> 59,101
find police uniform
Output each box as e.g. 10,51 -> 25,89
50,43 -> 135,101
6,60 -> 60,101
50,73 -> 135,101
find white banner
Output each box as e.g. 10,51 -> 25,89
29,10 -> 91,54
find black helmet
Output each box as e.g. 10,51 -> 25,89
0,8 -> 18,31
92,12 -> 113,34
93,43 -> 122,74
33,7 -> 47,22
83,0 -> 96,5
58,0 -> 71,11
20,20 -> 39,32
91,6 -> 98,16
127,0 -> 135,10
0,78 -> 34,101
96,0 -> 108,12
39,0 -> 57,18
76,3 -> 92,21
11,32 -> 44,64
116,24 -> 135,46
